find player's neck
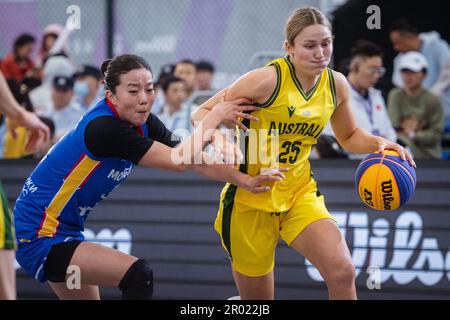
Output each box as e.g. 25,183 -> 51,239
295,69 -> 320,93
290,58 -> 321,92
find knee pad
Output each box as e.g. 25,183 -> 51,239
118,259 -> 153,300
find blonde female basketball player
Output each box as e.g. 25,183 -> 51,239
192,7 -> 415,300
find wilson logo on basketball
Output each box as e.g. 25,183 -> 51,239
381,180 -> 394,210
363,188 -> 374,207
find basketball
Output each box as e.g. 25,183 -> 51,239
355,150 -> 416,211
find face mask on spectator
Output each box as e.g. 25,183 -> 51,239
74,80 -> 89,98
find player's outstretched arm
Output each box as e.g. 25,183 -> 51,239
138,97 -> 257,172
138,139 -> 286,193
191,66 -> 277,165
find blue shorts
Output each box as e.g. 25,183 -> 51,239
16,234 -> 85,283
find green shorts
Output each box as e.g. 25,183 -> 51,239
0,180 -> 16,250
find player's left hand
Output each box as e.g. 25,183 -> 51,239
375,137 -> 416,168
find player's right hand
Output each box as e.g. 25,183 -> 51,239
210,93 -> 259,131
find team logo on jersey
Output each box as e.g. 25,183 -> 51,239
303,110 -> 311,117
288,105 -> 296,118
107,166 -> 132,182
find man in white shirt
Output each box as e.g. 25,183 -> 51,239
43,75 -> 84,143
157,75 -> 192,140
29,55 -> 75,116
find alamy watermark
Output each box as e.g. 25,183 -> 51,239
366,265 -> 382,290
169,128 -> 283,166
366,5 -> 381,30
66,265 -> 81,290
66,5 -> 81,30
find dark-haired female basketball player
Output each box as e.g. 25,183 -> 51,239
13,54 -> 284,300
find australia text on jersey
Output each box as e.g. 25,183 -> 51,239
235,121 -> 325,166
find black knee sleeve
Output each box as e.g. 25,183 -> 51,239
118,259 -> 153,300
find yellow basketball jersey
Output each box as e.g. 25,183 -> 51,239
224,56 -> 337,213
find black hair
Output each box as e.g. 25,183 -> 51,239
101,54 -> 153,94
350,40 -> 383,59
389,18 -> 419,35
176,59 -> 195,66
42,33 -> 59,51
160,74 -> 185,93
42,52 -> 69,66
195,60 -> 215,73
338,57 -> 352,77
6,79 -> 34,112
13,34 -> 35,52
39,116 -> 55,138
156,63 -> 175,86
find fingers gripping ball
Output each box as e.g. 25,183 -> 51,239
355,150 -> 416,211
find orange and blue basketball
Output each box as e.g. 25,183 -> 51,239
355,150 -> 416,211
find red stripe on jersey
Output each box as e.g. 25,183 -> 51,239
105,98 -> 120,119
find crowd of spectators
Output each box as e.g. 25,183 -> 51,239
1,18 -> 449,161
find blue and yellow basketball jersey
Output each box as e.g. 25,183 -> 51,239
13,99 -> 149,242
224,56 -> 337,213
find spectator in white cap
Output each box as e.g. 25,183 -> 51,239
390,19 -> 450,124
29,55 -> 75,116
388,51 -> 444,159
35,24 -> 64,70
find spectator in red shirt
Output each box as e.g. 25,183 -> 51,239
1,34 -> 37,84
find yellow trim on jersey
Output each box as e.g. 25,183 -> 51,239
327,68 -> 337,107
37,155 -> 100,238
